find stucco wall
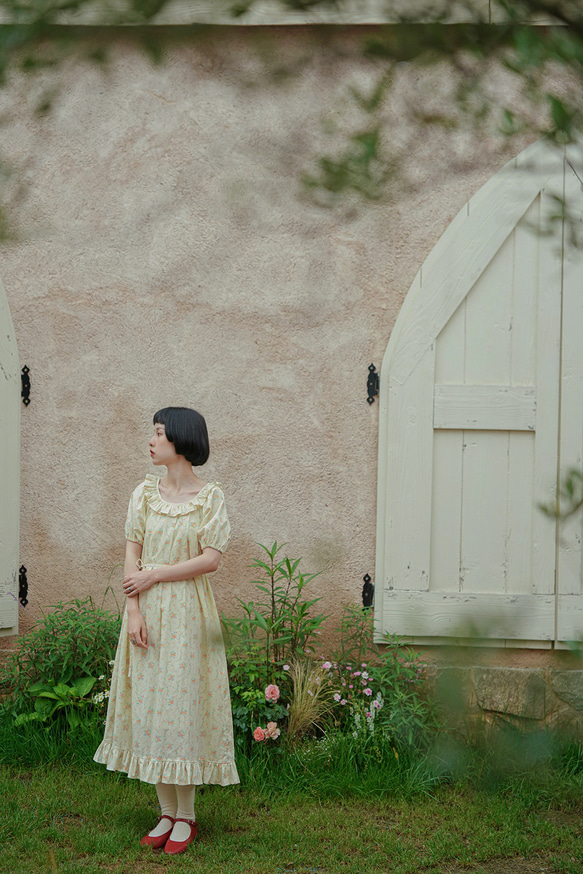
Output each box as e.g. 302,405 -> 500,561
0,26 -> 539,652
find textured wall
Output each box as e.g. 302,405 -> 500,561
0,26 -> 537,650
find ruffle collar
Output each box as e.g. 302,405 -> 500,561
143,475 -> 220,516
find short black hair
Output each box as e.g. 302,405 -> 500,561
153,407 -> 210,467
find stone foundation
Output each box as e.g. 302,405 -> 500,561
425,665 -> 583,737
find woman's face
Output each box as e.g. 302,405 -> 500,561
149,423 -> 178,466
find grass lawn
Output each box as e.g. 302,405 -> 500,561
0,761 -> 582,874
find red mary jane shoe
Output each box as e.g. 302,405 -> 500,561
164,818 -> 198,855
140,816 -> 175,849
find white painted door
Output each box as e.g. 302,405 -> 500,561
0,276 -> 20,637
375,140 -> 582,645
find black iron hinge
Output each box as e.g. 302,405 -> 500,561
367,364 -> 379,405
19,565 -> 29,608
362,573 -> 374,608
21,366 -> 31,406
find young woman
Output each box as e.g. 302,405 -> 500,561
94,406 -> 239,855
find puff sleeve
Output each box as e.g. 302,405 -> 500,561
125,481 -> 147,544
198,485 -> 231,554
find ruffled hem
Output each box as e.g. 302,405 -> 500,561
94,742 -> 240,786
143,476 -> 222,517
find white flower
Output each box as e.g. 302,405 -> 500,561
283,664 -> 290,671
322,661 -> 332,671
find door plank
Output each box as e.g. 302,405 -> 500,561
434,385 -> 536,430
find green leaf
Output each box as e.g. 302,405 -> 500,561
71,676 -> 97,698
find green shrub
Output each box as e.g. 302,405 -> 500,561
0,596 -> 121,717
223,542 -> 327,751
222,541 -> 327,666
324,604 -> 437,751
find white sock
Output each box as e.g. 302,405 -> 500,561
148,783 -> 177,837
170,784 -> 196,842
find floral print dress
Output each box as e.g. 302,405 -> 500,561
94,475 -> 239,786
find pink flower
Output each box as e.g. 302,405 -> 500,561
349,685 -> 353,689
265,721 -> 281,740
265,684 -> 280,702
341,699 -> 347,706
334,693 -> 341,702
361,663 -> 367,668
364,688 -> 373,696
253,727 -> 266,742
322,661 -> 332,671
353,671 -> 361,677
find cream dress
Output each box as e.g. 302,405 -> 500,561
94,475 -> 240,786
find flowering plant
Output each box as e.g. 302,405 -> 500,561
253,720 -> 281,742
223,542 -> 327,752
322,660 -> 380,727
91,659 -> 115,722
265,684 -> 280,702
321,610 -> 433,749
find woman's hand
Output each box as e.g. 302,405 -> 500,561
122,568 -> 157,598
127,610 -> 148,649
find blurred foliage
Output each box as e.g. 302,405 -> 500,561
0,0 -> 582,225
541,467 -> 583,520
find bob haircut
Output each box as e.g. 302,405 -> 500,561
153,407 -> 210,467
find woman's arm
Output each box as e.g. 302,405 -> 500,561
125,539 -> 149,649
122,547 -> 222,598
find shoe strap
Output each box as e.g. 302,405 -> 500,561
173,818 -> 197,827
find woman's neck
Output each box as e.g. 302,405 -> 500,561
160,457 -> 205,501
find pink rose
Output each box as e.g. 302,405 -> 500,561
265,721 -> 281,740
253,727 -> 266,742
265,684 -> 280,703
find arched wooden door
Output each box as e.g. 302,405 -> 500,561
0,276 -> 20,637
375,139 -> 583,646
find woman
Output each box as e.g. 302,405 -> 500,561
94,406 -> 239,855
